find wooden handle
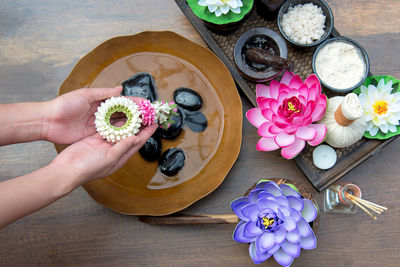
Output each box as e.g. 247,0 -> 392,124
138,214 -> 239,225
139,179 -> 290,225
245,47 -> 292,70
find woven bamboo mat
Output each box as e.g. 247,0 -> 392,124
176,0 -> 394,192
208,8 -> 318,92
208,7 -> 368,181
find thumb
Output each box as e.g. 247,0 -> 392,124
86,86 -> 123,103
110,124 -> 158,160
116,124 -> 158,160
111,135 -> 142,160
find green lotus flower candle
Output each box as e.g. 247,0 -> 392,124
187,0 -> 253,26
198,0 -> 243,17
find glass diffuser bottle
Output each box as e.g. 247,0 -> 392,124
324,183 -> 362,214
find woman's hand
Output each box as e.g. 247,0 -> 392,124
44,86 -> 123,144
51,124 -> 158,187
0,124 -> 157,229
47,85 -> 160,186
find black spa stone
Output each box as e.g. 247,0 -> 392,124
139,134 -> 162,161
173,87 -> 203,111
156,107 -> 185,140
121,72 -> 158,102
185,110 -> 207,133
158,148 -> 186,176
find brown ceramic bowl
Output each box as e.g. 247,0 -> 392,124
56,31 -> 243,216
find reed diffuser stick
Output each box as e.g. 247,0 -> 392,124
330,185 -> 387,219
348,195 -> 387,210
350,199 -> 377,220
345,194 -> 384,214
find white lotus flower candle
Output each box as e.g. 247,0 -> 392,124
358,78 -> 400,136
198,0 -> 243,17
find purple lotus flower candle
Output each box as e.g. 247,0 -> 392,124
231,180 -> 318,266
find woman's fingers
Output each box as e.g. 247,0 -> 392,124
82,86 -> 123,103
110,124 -> 158,168
111,135 -> 141,159
137,124 -> 158,141
110,124 -> 156,158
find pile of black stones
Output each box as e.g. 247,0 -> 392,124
121,72 -> 207,176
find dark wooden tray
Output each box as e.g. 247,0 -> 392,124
175,0 -> 398,192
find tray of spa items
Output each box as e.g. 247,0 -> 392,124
175,0 -> 400,192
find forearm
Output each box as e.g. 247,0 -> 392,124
0,102 -> 50,145
0,163 -> 78,229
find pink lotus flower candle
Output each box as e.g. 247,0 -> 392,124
246,71 -> 328,159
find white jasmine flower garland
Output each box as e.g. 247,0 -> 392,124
153,100 -> 176,125
95,97 -> 177,143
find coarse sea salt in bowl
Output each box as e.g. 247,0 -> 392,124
277,0 -> 333,47
312,37 -> 370,93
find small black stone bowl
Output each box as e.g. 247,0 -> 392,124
277,0 -> 334,48
255,0 -> 285,21
312,37 -> 370,93
233,27 -> 288,82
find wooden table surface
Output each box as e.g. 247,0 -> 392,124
1,0 -> 399,266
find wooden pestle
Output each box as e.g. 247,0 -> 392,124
246,47 -> 293,70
